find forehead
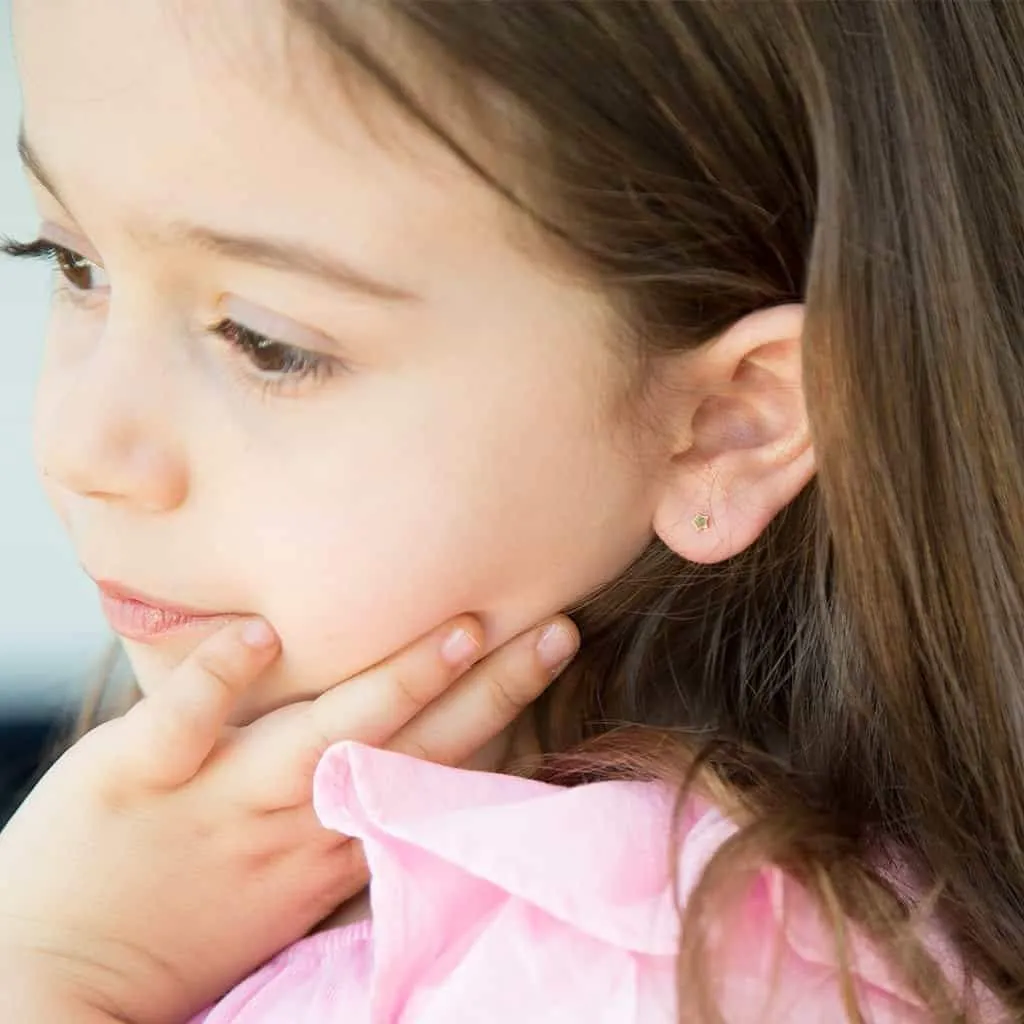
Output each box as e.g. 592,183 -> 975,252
11,0 -> 517,285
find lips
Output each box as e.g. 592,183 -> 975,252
94,579 -> 225,618
91,577 -> 240,644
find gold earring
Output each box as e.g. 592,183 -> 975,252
692,511 -> 711,532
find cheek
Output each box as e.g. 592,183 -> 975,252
242,461 -> 497,699
240,404 -> 654,706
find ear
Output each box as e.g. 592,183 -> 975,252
650,303 -> 815,565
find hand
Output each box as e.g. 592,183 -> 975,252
0,612 -> 579,1024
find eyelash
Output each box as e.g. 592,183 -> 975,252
0,236 -> 338,395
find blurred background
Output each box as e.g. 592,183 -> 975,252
0,6 -> 113,823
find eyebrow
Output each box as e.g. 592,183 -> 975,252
16,128 -> 421,305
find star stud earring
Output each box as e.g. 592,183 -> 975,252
692,511 -> 711,533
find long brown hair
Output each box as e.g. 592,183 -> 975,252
62,1 -> 1024,1019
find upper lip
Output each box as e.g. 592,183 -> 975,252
91,577 -> 231,619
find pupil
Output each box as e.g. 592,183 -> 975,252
240,330 -> 291,374
58,251 -> 92,290
254,344 -> 287,372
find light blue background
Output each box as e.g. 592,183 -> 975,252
0,7 -> 111,712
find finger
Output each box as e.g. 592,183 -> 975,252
119,618 -> 280,789
233,615 -> 485,806
388,616 -> 580,767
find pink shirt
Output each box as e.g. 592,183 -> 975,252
190,740 -> 1000,1023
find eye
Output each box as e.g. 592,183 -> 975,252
1,235 -> 342,396
211,317 -> 337,390
53,244 -> 106,291
0,237 -> 108,292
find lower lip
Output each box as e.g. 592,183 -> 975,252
99,593 -> 238,644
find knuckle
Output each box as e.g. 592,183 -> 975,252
311,826 -> 350,857
300,713 -> 337,770
192,648 -> 240,699
391,735 -> 432,763
242,842 -> 282,876
282,705 -> 340,787
486,665 -> 531,718
389,669 -> 432,715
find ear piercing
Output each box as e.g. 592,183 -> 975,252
692,511 -> 711,533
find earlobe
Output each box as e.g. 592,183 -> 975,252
654,443 -> 815,564
650,303 -> 816,565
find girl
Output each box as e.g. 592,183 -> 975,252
0,0 -> 1020,1020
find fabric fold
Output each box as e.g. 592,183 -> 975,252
312,740 -> 686,955
188,740 -> 998,1022
311,741 -> 934,1021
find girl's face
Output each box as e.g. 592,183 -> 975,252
13,1 -> 667,724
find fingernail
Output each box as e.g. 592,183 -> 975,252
536,622 -> 578,673
441,627 -> 480,667
242,619 -> 277,649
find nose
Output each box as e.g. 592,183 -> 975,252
34,313 -> 189,514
